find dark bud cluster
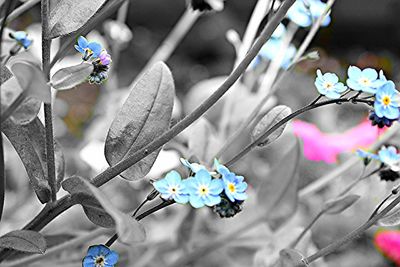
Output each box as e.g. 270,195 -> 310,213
213,192 -> 243,218
369,110 -> 396,128
88,61 -> 109,84
190,0 -> 212,11
379,169 -> 400,182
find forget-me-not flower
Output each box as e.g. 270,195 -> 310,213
346,66 -> 385,94
357,149 -> 379,161
314,69 -> 347,99
82,245 -> 118,267
75,36 -> 102,61
153,171 -> 189,204
214,159 -> 247,202
257,38 -> 297,69
374,81 -> 400,120
287,0 -> 331,28
9,31 -> 32,49
379,146 -> 400,172
185,169 -> 223,208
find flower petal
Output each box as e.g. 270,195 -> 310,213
78,36 -> 88,48
105,250 -> 119,265
189,195 -> 205,208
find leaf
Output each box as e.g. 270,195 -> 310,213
257,140 -> 301,230
105,62 -> 175,181
11,61 -> 51,103
0,65 -> 12,85
322,194 -> 360,215
48,0 -> 107,39
50,62 -> 93,90
184,118 -> 220,164
278,249 -> 308,267
252,105 -> 292,146
377,204 -> 400,227
0,230 -> 46,254
2,120 -> 51,203
63,176 -> 146,243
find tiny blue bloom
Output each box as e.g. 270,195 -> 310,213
75,36 -> 102,60
10,31 -> 32,49
180,158 -> 207,173
346,66 -> 384,94
82,245 -> 118,267
378,146 -> 400,171
255,38 -> 297,69
374,81 -> 400,120
153,171 -> 189,204
214,159 -> 248,202
287,0 -> 331,28
185,169 -> 223,208
314,69 -> 347,99
356,149 -> 379,161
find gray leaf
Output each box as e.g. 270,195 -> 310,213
0,65 -> 12,85
105,62 -> 175,181
278,249 -> 308,267
51,62 -> 93,90
323,194 -> 360,215
0,230 -> 46,254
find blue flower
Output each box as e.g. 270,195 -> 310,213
378,146 -> 400,171
314,69 -> 347,99
256,38 -> 297,69
153,171 -> 189,204
287,0 -> 331,28
75,36 -> 102,60
10,31 -> 32,49
214,160 -> 247,202
374,81 -> 400,120
180,158 -> 207,173
82,245 -> 118,267
346,66 -> 385,94
356,149 -> 379,161
185,169 -> 223,208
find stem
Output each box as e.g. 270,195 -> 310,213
305,193 -> 400,263
92,0 -> 297,188
128,8 -> 200,89
224,98 -> 373,167
41,0 -> 56,202
290,211 -> 324,249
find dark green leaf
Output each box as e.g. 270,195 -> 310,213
11,61 -> 51,103
323,194 -> 360,215
252,105 -> 292,146
50,62 -> 93,90
257,140 -> 301,230
0,230 -> 46,254
105,62 -> 175,181
48,0 -> 107,39
0,65 -> 12,85
278,249 -> 308,267
3,120 -> 51,203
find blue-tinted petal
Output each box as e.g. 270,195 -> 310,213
88,42 -> 102,57
87,245 -> 102,257
233,192 -> 248,201
325,91 -> 341,99
316,69 -> 323,79
324,73 -> 339,84
209,179 -> 223,194
196,169 -> 211,185
153,179 -> 169,193
83,256 -> 95,267
383,106 -> 399,120
236,182 -> 248,192
335,83 -> 347,93
346,78 -> 362,91
374,103 -> 385,118
184,177 -> 198,193
361,86 -> 377,94
224,190 -> 235,202
165,171 -> 181,185
362,68 -> 378,81
189,195 -> 205,208
174,193 -> 189,204
315,82 -> 327,95
74,44 -> 85,54
105,251 -> 119,265
22,39 -> 32,49
348,66 -> 362,80
78,36 -> 88,48
272,23 -> 286,38
204,195 -> 221,206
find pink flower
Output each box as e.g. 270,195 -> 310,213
375,230 -> 400,266
292,119 -> 384,164
99,50 -> 111,66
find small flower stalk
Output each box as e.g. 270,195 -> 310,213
152,158 -> 248,218
75,36 -> 112,85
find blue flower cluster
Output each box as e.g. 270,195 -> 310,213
9,31 -> 32,49
75,36 -> 112,84
153,159 -> 248,218
314,66 -> 400,128
357,146 -> 400,172
83,245 -> 118,267
287,0 -> 331,28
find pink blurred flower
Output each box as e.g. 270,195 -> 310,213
292,119 -> 384,164
375,230 -> 400,266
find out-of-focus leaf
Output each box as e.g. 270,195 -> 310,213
48,0 -> 107,39
377,204 -> 400,227
3,120 -> 51,203
257,140 -> 301,230
0,230 -> 46,254
252,105 -> 292,146
0,65 -> 12,85
322,194 -> 360,215
50,62 -> 93,90
278,249 -> 308,267
184,118 -> 219,164
105,62 -> 175,181
1,77 -> 41,125
11,61 -> 51,103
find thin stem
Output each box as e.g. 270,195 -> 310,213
41,0 -> 56,202
224,98 -> 373,167
305,192 -> 400,263
128,8 -> 200,89
338,167 -> 381,197
290,211 -> 324,249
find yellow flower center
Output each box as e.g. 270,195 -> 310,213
324,82 -> 333,90
169,186 -> 178,195
382,96 -> 391,106
198,185 -> 209,196
359,77 -> 371,86
228,183 -> 236,193
95,256 -> 105,267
